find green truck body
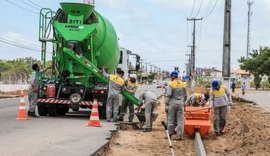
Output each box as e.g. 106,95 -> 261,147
37,3 -> 139,117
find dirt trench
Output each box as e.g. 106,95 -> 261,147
104,98 -> 270,156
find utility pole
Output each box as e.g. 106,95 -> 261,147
187,18 -> 203,74
222,0 -> 231,88
185,53 -> 191,76
145,62 -> 150,84
247,0 -> 254,58
150,64 -> 154,73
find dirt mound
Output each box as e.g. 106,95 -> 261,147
105,100 -> 270,156
0,90 -> 27,99
204,103 -> 270,156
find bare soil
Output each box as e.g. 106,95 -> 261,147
105,99 -> 270,156
0,90 -> 26,99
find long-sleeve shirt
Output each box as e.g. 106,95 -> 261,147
28,68 -> 48,91
125,79 -> 138,95
165,79 -> 187,104
103,71 -> 125,96
210,85 -> 232,107
186,93 -> 201,106
139,91 -> 157,104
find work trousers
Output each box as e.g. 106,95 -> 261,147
213,106 -> 228,133
28,90 -> 37,113
106,94 -> 120,120
168,100 -> 184,139
145,99 -> 157,129
119,97 -> 134,122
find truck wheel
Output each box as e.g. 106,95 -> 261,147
57,106 -> 69,115
37,105 -> 48,116
47,105 -> 58,116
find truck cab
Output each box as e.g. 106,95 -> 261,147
117,47 -> 140,80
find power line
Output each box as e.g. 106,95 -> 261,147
195,0 -> 203,18
203,0 -> 213,18
0,38 -> 40,51
5,0 -> 39,14
189,0 -> 196,17
148,59 -> 185,62
26,0 -> 43,9
20,0 -> 41,10
204,0 -> 219,19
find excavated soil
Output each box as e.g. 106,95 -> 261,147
0,90 -> 26,99
105,98 -> 270,156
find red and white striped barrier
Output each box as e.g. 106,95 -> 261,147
37,99 -> 103,106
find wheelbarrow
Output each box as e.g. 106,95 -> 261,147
136,109 -> 159,129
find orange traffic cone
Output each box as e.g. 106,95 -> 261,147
16,90 -> 28,120
88,99 -> 101,127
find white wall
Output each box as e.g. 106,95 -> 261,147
0,84 -> 28,92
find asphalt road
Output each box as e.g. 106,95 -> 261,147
237,91 -> 270,112
0,84 -> 162,156
0,99 -> 116,156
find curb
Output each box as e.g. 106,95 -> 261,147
90,126 -> 119,156
91,93 -> 163,156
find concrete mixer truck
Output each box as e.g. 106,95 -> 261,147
37,2 -> 140,118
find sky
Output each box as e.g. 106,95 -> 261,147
0,0 -> 269,73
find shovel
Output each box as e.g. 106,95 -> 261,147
161,121 -> 175,156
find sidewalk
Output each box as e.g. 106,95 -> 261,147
233,89 -> 270,112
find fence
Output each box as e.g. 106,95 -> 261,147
0,72 -> 30,92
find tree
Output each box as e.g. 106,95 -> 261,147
238,47 -> 270,90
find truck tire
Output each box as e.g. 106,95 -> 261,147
47,105 -> 58,116
56,106 -> 69,115
37,105 -> 48,116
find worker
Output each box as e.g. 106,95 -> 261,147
231,80 -> 236,93
210,80 -> 232,136
137,90 -> 157,132
165,71 -> 187,140
241,82 -> 246,95
102,67 -> 125,122
185,93 -> 208,107
28,63 -> 51,117
118,74 -> 138,122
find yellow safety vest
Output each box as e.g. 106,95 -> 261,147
127,80 -> 138,89
169,80 -> 186,89
212,85 -> 226,97
109,75 -> 125,86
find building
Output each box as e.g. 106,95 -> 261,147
201,67 -> 222,79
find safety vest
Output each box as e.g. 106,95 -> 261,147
212,85 -> 226,97
169,79 -> 186,89
109,74 -> 125,86
127,80 -> 138,89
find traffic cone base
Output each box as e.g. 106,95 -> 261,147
17,90 -> 29,120
88,99 -> 101,127
88,120 -> 101,127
